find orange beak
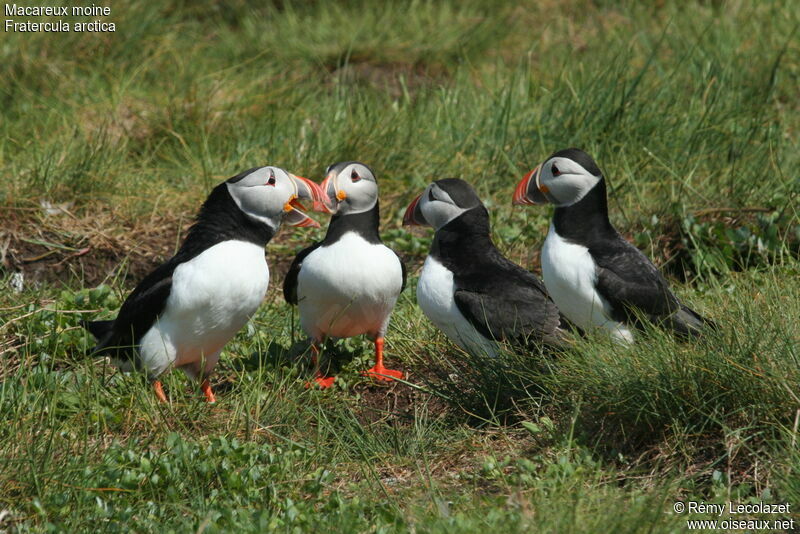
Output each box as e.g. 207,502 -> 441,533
402,194 -> 424,226
291,215 -> 321,228
317,172 -> 339,214
513,166 -> 538,205
284,196 -> 309,212
513,165 -> 550,205
289,174 -> 326,212
283,174 -> 323,228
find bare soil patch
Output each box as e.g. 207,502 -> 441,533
352,372 -> 450,428
0,206 -> 321,291
328,60 -> 449,99
1,207 -> 181,289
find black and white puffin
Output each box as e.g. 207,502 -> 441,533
513,148 -> 714,343
83,167 -> 323,402
403,178 -> 567,357
283,161 -> 406,388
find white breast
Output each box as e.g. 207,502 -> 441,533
138,240 -> 269,377
541,224 -> 633,344
416,256 -> 498,357
297,232 -> 403,340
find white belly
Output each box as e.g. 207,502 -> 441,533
416,256 -> 498,357
297,232 -> 403,339
138,240 -> 269,377
541,224 -> 633,344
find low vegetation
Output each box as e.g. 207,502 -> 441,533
1,0 -> 798,531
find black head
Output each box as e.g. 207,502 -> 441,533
224,166 -> 322,229
319,161 -> 379,215
403,178 -> 484,230
514,148 -> 605,207
547,148 -> 602,177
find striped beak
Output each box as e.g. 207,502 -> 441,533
402,194 -> 427,226
283,174 -> 323,228
317,171 -> 341,214
293,174 -> 323,201
512,165 -> 549,205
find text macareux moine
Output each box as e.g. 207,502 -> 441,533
5,3 -> 115,32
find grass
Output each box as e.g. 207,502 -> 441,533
1,0 -> 799,531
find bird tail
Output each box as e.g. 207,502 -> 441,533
540,313 -> 582,349
80,319 -> 115,355
667,304 -> 717,338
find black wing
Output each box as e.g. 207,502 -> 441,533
592,237 -> 679,323
453,260 -> 564,348
91,261 -> 176,360
283,242 -> 322,305
665,303 -> 716,337
397,252 -> 407,293
591,236 -> 714,336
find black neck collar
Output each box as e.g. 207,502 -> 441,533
431,206 -> 496,262
178,184 -> 275,258
552,179 -> 615,244
322,201 -> 382,245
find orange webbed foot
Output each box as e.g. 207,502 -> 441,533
363,366 -> 404,381
153,380 -> 168,403
367,337 -> 404,381
200,379 -> 217,404
305,375 -> 336,389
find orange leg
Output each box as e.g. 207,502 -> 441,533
306,342 -> 335,389
363,337 -> 404,381
200,379 -> 217,404
153,380 -> 168,403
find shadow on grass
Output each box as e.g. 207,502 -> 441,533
224,337 -> 375,384
411,341 -> 560,426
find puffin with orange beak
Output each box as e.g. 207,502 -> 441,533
514,148 -> 714,343
283,161 -> 406,388
83,166 -> 322,403
403,178 -> 567,357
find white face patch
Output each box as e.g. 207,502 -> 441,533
418,183 -> 469,230
331,163 -> 378,215
226,166 -> 297,229
538,157 -> 602,207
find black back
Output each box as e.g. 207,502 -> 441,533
432,206 -> 565,347
552,176 -> 709,333
86,179 -> 276,363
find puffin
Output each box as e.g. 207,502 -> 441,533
513,148 -> 714,343
82,167 -> 323,403
283,161 -> 406,388
403,178 -> 567,357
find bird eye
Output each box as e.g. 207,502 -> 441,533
267,174 -> 276,186
428,189 -> 436,202
350,169 -> 361,182
551,163 -> 561,177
